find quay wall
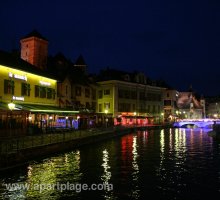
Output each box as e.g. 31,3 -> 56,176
0,125 -> 165,172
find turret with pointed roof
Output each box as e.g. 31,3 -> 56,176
74,54 -> 87,73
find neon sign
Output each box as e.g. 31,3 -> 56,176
12,96 -> 24,101
39,80 -> 51,86
9,72 -> 27,81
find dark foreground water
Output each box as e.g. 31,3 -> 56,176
0,128 -> 220,200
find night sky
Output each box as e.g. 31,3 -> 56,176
1,0 -> 220,96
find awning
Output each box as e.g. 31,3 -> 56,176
0,102 -> 21,111
16,103 -> 79,114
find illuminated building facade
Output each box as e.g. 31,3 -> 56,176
96,69 -> 165,126
0,50 -> 59,137
207,102 -> 220,118
48,53 -> 97,129
176,92 -> 205,119
163,89 -> 179,122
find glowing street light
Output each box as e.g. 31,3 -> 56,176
134,112 -> 137,126
8,101 -> 15,111
65,116 -> 68,128
105,109 -> 108,128
161,112 -> 164,124
8,101 -> 15,137
77,115 -> 80,129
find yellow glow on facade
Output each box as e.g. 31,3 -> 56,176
0,65 -> 56,87
0,65 -> 57,105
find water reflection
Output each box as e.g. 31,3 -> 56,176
131,136 -> 140,199
101,149 -> 111,183
2,150 -> 82,199
101,149 -> 114,199
1,128 -> 220,199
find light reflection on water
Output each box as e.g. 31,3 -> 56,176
0,128 -> 220,199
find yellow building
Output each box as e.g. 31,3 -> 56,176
0,50 -> 79,137
96,78 -> 165,126
0,50 -> 59,136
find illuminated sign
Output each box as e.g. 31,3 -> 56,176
9,72 -> 27,81
12,96 -> 24,101
40,80 -> 51,86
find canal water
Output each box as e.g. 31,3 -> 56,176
0,128 -> 220,200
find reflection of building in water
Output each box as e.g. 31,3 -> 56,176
131,136 -> 140,199
101,149 -> 111,183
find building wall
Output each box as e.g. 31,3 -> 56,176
97,80 -> 164,124
163,89 -> 179,121
70,84 -> 96,111
207,102 -> 220,118
57,78 -> 97,111
0,65 -> 57,106
20,37 -> 48,70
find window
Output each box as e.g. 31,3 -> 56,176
92,102 -> 96,110
76,86 -> 81,96
164,100 -> 171,106
21,83 -> 30,96
167,93 -> 170,97
104,89 -> 110,95
86,102 -> 90,108
148,105 -> 151,112
92,89 -> 96,100
4,79 -> 14,95
98,104 -> 102,112
40,87 -> 46,98
35,85 -> 39,97
133,104 -> 136,111
152,105 -> 156,113
52,89 -> 56,99
47,88 -> 52,99
158,105 -> 160,113
85,88 -> 90,98
98,90 -> 103,99
131,91 -> 137,99
66,85 -> 68,96
118,103 -> 131,112
104,102 -> 110,109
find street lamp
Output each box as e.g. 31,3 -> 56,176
105,109 -> 108,128
65,116 -> 68,128
77,115 -> 80,129
161,112 -> 164,124
134,112 -> 137,126
8,101 -> 15,137
8,101 -> 15,111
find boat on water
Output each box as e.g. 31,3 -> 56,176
207,123 -> 220,139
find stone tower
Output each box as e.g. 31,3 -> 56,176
20,30 -> 48,70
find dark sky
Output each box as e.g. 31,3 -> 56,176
1,0 -> 220,96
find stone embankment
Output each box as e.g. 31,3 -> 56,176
0,125 -> 168,172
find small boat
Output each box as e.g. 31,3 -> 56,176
208,123 -> 220,139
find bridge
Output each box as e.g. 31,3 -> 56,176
173,119 -> 220,128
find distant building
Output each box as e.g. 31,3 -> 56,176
163,89 -> 179,122
96,68 -> 165,126
176,86 -> 205,119
207,102 -> 220,118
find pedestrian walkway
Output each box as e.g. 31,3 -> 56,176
0,126 -> 129,155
